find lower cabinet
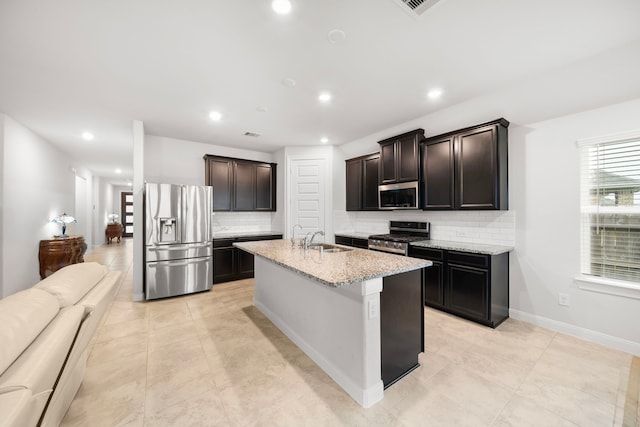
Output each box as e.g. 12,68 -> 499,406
334,235 -> 369,249
409,246 -> 509,328
213,234 -> 282,284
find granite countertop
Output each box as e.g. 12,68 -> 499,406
334,231 -> 375,240
212,230 -> 283,239
234,239 -> 430,288
411,239 -> 513,255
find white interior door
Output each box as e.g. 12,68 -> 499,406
290,158 -> 325,242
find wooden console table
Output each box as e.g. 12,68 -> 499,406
105,223 -> 123,244
39,235 -> 87,279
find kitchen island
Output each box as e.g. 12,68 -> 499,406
233,239 -> 430,408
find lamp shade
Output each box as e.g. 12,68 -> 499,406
51,213 -> 76,237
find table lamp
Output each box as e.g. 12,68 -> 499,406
51,213 -> 76,238
108,213 -> 119,224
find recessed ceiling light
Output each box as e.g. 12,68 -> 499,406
281,77 -> 296,88
327,29 -> 346,44
81,132 -> 94,141
320,137 -> 329,144
209,111 -> 222,121
115,169 -> 122,174
427,88 -> 443,100
272,0 -> 292,15
127,182 -> 132,186
318,92 -> 332,103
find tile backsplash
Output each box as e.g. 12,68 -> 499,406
212,212 -> 279,233
334,210 -> 515,246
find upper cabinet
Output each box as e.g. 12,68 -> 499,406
204,155 -> 277,212
378,129 -> 425,184
345,153 -> 380,211
421,118 -> 509,210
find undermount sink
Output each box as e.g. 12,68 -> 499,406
309,243 -> 353,253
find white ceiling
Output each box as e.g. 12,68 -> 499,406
2,0 -> 640,182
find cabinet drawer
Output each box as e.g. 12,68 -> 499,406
448,251 -> 489,268
410,247 -> 444,261
335,235 -> 351,246
213,239 -> 234,248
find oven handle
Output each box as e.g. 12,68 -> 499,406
367,244 -> 407,255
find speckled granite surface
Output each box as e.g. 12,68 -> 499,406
410,239 -> 513,255
334,232 -> 375,240
234,240 -> 430,287
212,230 -> 283,239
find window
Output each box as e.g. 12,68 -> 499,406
579,131 -> 640,286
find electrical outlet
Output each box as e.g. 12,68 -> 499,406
368,300 -> 379,319
558,293 -> 570,307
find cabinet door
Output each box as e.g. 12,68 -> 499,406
379,140 -> 397,184
233,161 -> 256,211
351,237 -> 369,249
362,155 -> 379,210
424,260 -> 445,307
456,124 -> 498,209
447,264 -> 489,322
397,134 -> 419,182
206,157 -> 233,211
334,236 -> 352,246
213,247 -> 237,284
345,159 -> 363,211
237,248 -> 255,279
422,137 -> 455,210
255,163 -> 274,211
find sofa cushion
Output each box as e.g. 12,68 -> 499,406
0,305 -> 84,394
0,388 -> 39,427
0,289 -> 59,374
35,262 -> 108,307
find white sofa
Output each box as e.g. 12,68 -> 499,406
0,262 -> 121,427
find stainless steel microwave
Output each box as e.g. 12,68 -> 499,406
378,181 -> 419,210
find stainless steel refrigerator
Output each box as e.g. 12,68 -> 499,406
144,183 -> 213,300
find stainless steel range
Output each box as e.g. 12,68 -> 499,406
368,221 -> 430,255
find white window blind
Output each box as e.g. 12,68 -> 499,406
579,133 -> 640,284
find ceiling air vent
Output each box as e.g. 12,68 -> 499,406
244,131 -> 261,138
392,0 -> 442,17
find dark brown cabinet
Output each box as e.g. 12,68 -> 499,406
345,153 -> 379,211
409,246 -> 509,328
378,129 -> 424,184
213,234 -> 282,284
422,118 -> 508,210
204,155 -> 276,212
334,235 -> 369,249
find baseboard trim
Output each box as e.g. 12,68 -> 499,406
509,309 -> 640,356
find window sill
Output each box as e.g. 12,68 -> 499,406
575,275 -> 640,300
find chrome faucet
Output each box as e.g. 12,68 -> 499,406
291,224 -> 302,247
307,230 -> 325,248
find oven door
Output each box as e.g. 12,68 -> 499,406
379,181 -> 419,210
368,240 -> 408,255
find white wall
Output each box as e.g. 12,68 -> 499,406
0,115 -> 4,298
1,114 -> 76,297
509,99 -> 640,354
144,135 -> 273,185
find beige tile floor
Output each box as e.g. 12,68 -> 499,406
60,238 -> 639,427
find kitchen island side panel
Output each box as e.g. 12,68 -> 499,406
253,256 -> 384,408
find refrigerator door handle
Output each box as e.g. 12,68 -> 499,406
148,258 -> 210,268
148,243 -> 210,251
